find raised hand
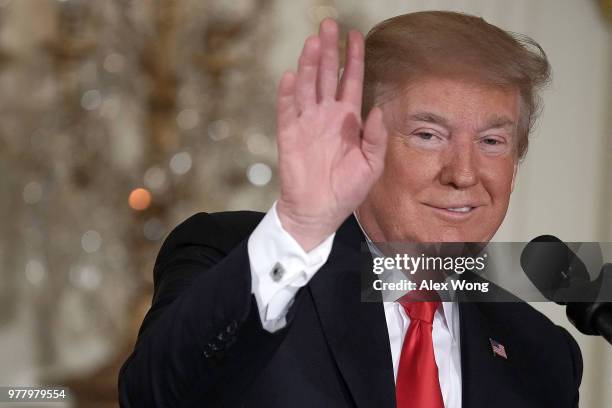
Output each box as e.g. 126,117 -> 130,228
275,18 -> 388,251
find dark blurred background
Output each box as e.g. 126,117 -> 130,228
0,1 -> 610,407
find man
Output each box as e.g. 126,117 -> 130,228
119,11 -> 582,407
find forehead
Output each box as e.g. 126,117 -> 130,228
385,76 -> 521,128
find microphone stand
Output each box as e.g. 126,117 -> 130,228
565,263 -> 612,345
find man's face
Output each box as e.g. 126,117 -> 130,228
358,76 -> 519,243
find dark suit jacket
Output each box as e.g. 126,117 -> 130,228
118,211 -> 583,407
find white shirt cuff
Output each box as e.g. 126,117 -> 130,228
247,202 -> 335,332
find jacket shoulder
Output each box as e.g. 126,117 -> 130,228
155,210 -> 265,268
484,301 -> 578,349
509,302 -> 582,382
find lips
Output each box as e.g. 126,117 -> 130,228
446,206 -> 473,213
423,203 -> 483,219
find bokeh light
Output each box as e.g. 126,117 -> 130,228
25,259 -> 46,285
245,132 -> 270,155
81,89 -> 102,111
144,166 -> 168,192
169,152 -> 192,175
247,163 -> 272,186
23,181 -> 43,204
208,119 -> 230,141
128,188 -> 152,211
176,109 -> 200,130
81,230 -> 102,253
103,53 -> 125,74
143,218 -> 165,241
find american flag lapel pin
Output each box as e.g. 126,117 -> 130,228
489,338 -> 508,359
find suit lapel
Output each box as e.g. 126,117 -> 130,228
308,215 -> 396,408
459,301 -> 539,408
307,217 -> 539,408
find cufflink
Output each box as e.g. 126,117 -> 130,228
271,262 -> 284,282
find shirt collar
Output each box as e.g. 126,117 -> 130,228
353,211 -> 458,340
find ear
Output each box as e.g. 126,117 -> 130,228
510,162 -> 518,192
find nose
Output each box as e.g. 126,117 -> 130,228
439,138 -> 478,189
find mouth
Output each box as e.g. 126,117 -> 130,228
445,206 -> 473,213
424,203 -> 481,220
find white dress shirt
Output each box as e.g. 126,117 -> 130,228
247,202 -> 462,407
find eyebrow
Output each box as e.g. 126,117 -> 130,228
407,112 -> 516,132
409,112 -> 450,127
479,115 -> 516,132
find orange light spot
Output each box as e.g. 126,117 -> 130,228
129,188 -> 151,211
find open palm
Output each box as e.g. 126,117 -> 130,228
276,19 -> 388,251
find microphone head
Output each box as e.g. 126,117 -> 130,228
520,235 -> 590,303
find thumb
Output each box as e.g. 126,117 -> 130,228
361,106 -> 388,175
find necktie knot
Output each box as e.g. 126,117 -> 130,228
400,301 -> 440,324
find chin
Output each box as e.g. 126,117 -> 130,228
419,226 -> 491,243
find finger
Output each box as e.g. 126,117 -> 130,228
296,35 -> 320,110
276,70 -> 298,131
338,30 -> 364,107
317,18 -> 340,102
361,107 -> 388,174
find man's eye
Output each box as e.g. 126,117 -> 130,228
482,138 -> 502,145
407,130 -> 445,150
416,132 -> 435,140
478,136 -> 511,155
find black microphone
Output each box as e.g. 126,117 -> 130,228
520,235 -> 612,345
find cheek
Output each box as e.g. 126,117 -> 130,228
382,138 -> 441,190
479,158 -> 516,204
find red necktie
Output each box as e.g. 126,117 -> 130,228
396,300 -> 445,408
